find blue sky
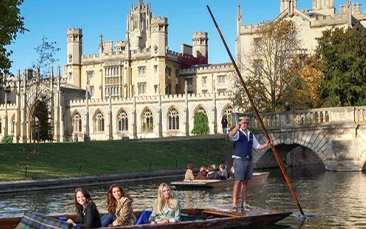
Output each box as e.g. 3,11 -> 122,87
7,0 -> 365,75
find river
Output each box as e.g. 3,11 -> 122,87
1,164 -> 366,228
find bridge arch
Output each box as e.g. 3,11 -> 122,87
253,129 -> 328,169
235,107 -> 366,171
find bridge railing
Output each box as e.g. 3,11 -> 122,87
242,106 -> 366,130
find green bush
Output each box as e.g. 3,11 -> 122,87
191,112 -> 209,135
1,135 -> 14,144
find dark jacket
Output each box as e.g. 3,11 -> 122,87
234,131 -> 253,159
74,202 -> 101,228
195,170 -> 207,180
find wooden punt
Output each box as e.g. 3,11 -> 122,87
171,172 -> 270,189
0,207 -> 291,229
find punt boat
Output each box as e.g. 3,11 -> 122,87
0,206 -> 291,229
171,172 -> 270,189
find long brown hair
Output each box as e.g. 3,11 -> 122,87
73,187 -> 92,214
107,184 -> 130,214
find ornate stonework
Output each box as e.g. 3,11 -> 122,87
0,0 -> 235,142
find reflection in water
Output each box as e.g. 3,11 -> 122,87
1,165 -> 366,228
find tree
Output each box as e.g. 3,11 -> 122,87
0,0 -> 27,81
191,112 -> 209,135
235,19 -> 303,112
33,36 -> 61,77
284,55 -> 323,110
315,26 -> 366,106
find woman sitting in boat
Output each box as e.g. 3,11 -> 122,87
195,165 -> 208,180
218,164 -> 228,180
149,183 -> 180,224
184,163 -> 194,181
67,187 -> 101,228
100,184 -> 136,227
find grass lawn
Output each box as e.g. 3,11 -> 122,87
0,137 -> 233,181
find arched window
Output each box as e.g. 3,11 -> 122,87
142,109 -> 153,132
11,116 -> 15,134
168,108 -> 179,130
95,112 -> 104,132
72,112 -> 82,133
222,105 -> 233,129
117,110 -> 128,131
195,105 -> 207,114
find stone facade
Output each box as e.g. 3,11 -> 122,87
0,0 -> 235,142
236,0 -> 366,63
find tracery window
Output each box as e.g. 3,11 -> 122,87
168,108 -> 179,130
94,112 -> 104,132
138,83 -> 146,95
223,105 -> 233,129
218,75 -> 226,84
142,109 -> 153,132
138,67 -> 146,76
72,112 -> 82,133
117,110 -> 128,131
195,106 -> 207,114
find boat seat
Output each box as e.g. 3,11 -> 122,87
136,210 -> 152,225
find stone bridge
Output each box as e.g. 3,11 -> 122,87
234,107 -> 366,172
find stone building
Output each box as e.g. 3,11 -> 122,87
236,0 -> 366,62
0,0 -> 235,142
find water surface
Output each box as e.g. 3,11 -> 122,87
1,165 -> 365,228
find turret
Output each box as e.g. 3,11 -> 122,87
127,0 -> 151,50
192,32 -> 208,59
67,28 -> 82,65
312,0 -> 335,15
66,28 -> 82,87
150,17 -> 168,57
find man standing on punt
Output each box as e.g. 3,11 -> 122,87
229,116 -> 271,212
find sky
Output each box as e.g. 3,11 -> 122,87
7,0 -> 365,75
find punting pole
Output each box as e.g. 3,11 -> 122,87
206,5 -> 305,217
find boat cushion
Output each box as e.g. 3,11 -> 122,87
136,210 -> 152,225
17,211 -> 72,229
15,221 -> 34,229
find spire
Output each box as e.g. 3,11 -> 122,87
237,4 -> 242,36
99,34 -> 104,53
347,0 -> 352,28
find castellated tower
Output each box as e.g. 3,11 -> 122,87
280,0 -> 298,14
192,32 -> 208,60
312,0 -> 335,15
127,0 -> 151,50
150,17 -> 168,57
66,28 -> 83,87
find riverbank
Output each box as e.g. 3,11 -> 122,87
0,135 -> 232,192
0,169 -> 188,194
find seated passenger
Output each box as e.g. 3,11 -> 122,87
195,166 -> 208,180
207,165 -> 220,179
101,184 -> 136,227
67,187 -> 101,228
218,164 -> 228,180
149,183 -> 180,224
184,163 -> 194,181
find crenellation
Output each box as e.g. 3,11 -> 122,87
82,54 -> 99,61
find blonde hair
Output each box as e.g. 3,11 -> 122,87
154,183 -> 177,215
